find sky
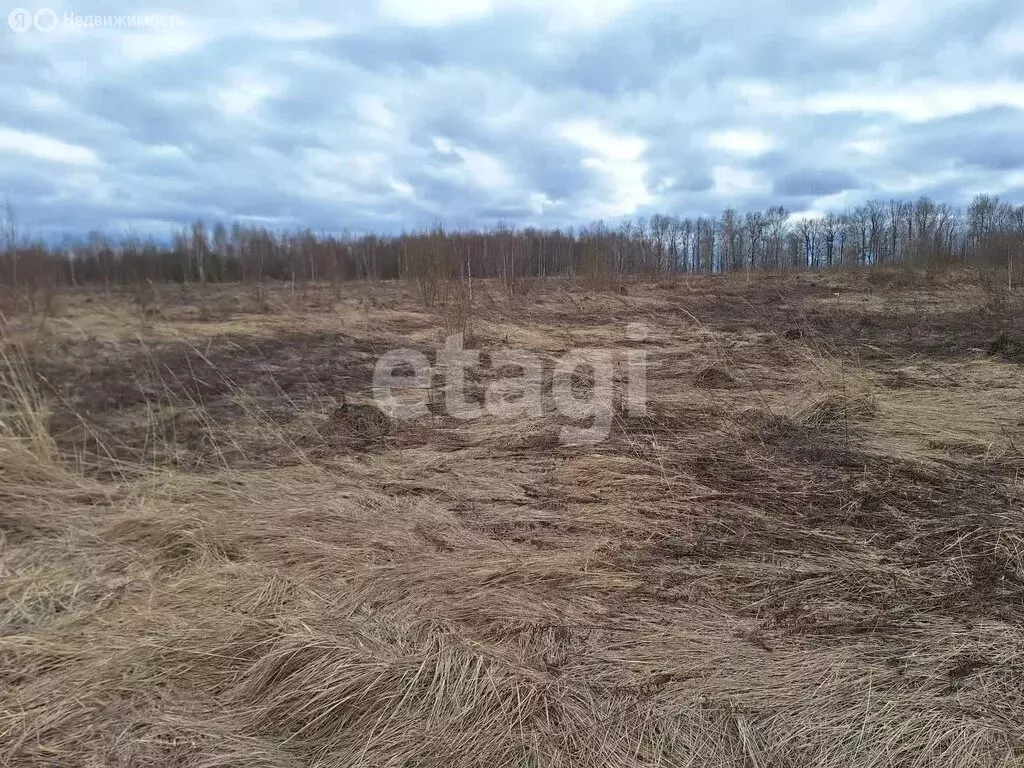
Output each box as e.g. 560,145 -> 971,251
2,0 -> 1024,238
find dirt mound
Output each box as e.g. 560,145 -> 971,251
691,364 -> 738,388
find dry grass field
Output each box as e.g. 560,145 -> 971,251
2,268 -> 1024,766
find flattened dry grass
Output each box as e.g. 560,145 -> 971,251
2,275 -> 1024,767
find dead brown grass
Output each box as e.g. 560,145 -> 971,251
2,272 -> 1024,766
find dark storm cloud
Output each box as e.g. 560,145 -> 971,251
540,18 -> 704,97
773,169 -> 860,197
893,107 -> 1024,172
1,0 -> 1023,238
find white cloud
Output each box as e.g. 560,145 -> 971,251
390,178 -> 416,198
247,19 -> 340,41
0,129 -> 100,166
707,129 -> 774,157
300,148 -> 392,187
818,0 -> 921,39
116,28 -> 210,64
732,79 -> 777,104
459,148 -> 516,190
845,138 -> 887,157
887,168 -> 970,194
559,119 -> 651,217
817,0 -> 988,43
990,21 -> 1024,55
711,166 -> 766,197
353,94 -> 399,132
805,81 -> 1024,122
211,71 -> 284,119
377,0 -> 495,27
378,0 -> 636,31
558,119 -> 645,161
430,137 -> 517,192
534,0 -> 638,32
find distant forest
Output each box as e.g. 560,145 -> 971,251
1,194 -> 1022,288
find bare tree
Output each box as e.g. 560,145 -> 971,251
865,200 -> 886,265
744,210 -> 766,273
3,198 -> 19,286
821,212 -> 839,268
190,220 -> 208,285
798,217 -> 820,268
766,206 -> 790,269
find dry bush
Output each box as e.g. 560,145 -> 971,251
25,282 -> 63,321
500,275 -> 534,304
865,264 -> 923,291
413,272 -> 440,308
438,278 -> 476,344
0,335 -> 53,461
578,247 -> 624,293
255,282 -> 275,313
975,265 -> 1011,314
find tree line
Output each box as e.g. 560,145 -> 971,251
2,195 -> 1022,290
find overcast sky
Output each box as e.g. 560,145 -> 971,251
2,0 -> 1024,237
